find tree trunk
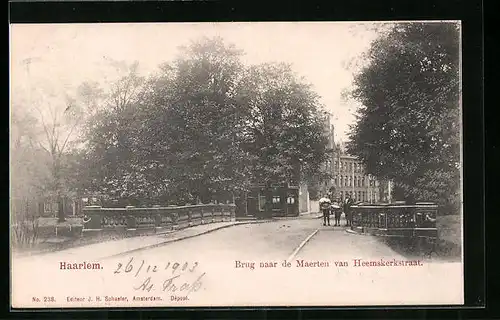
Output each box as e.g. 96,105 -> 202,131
264,182 -> 273,219
38,201 -> 44,217
57,196 -> 65,223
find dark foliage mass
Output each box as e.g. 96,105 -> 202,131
75,37 -> 328,205
347,23 -> 461,213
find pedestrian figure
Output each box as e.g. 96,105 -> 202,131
332,201 -> 341,226
319,196 -> 331,226
82,214 -> 92,230
343,196 -> 354,226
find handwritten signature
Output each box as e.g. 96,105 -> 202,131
112,257 -> 205,297
134,272 -> 205,295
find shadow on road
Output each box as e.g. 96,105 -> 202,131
382,237 -> 462,262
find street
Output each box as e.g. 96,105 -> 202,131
11,217 -> 463,307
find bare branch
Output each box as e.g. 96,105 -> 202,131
59,115 -> 83,155
37,140 -> 50,154
32,103 -> 55,155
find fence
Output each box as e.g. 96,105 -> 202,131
82,203 -> 236,237
350,202 -> 438,239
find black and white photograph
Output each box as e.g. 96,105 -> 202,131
10,21 -> 463,307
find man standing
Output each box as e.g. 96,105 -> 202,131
319,195 -> 331,226
332,200 -> 341,226
344,195 -> 354,226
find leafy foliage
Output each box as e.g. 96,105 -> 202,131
240,63 -> 329,186
76,37 -> 329,205
346,23 -> 460,212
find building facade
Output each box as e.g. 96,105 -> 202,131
318,112 -> 391,204
331,154 -> 386,203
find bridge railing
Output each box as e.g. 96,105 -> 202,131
350,202 -> 438,239
82,203 -> 236,237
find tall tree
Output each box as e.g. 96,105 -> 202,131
11,77 -> 92,222
78,38 -> 251,204
346,22 -> 460,212
239,63 -> 329,216
141,37 -> 253,203
77,37 -> 329,209
75,61 -> 147,202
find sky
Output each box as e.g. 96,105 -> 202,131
10,22 -> 385,143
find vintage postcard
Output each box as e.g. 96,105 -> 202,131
10,21 -> 463,308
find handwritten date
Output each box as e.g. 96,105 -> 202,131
113,257 -> 198,278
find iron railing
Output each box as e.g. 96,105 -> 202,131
350,202 -> 438,239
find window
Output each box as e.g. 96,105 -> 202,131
44,202 -> 56,213
272,195 -> 282,210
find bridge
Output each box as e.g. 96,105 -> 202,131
11,202 -> 462,307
